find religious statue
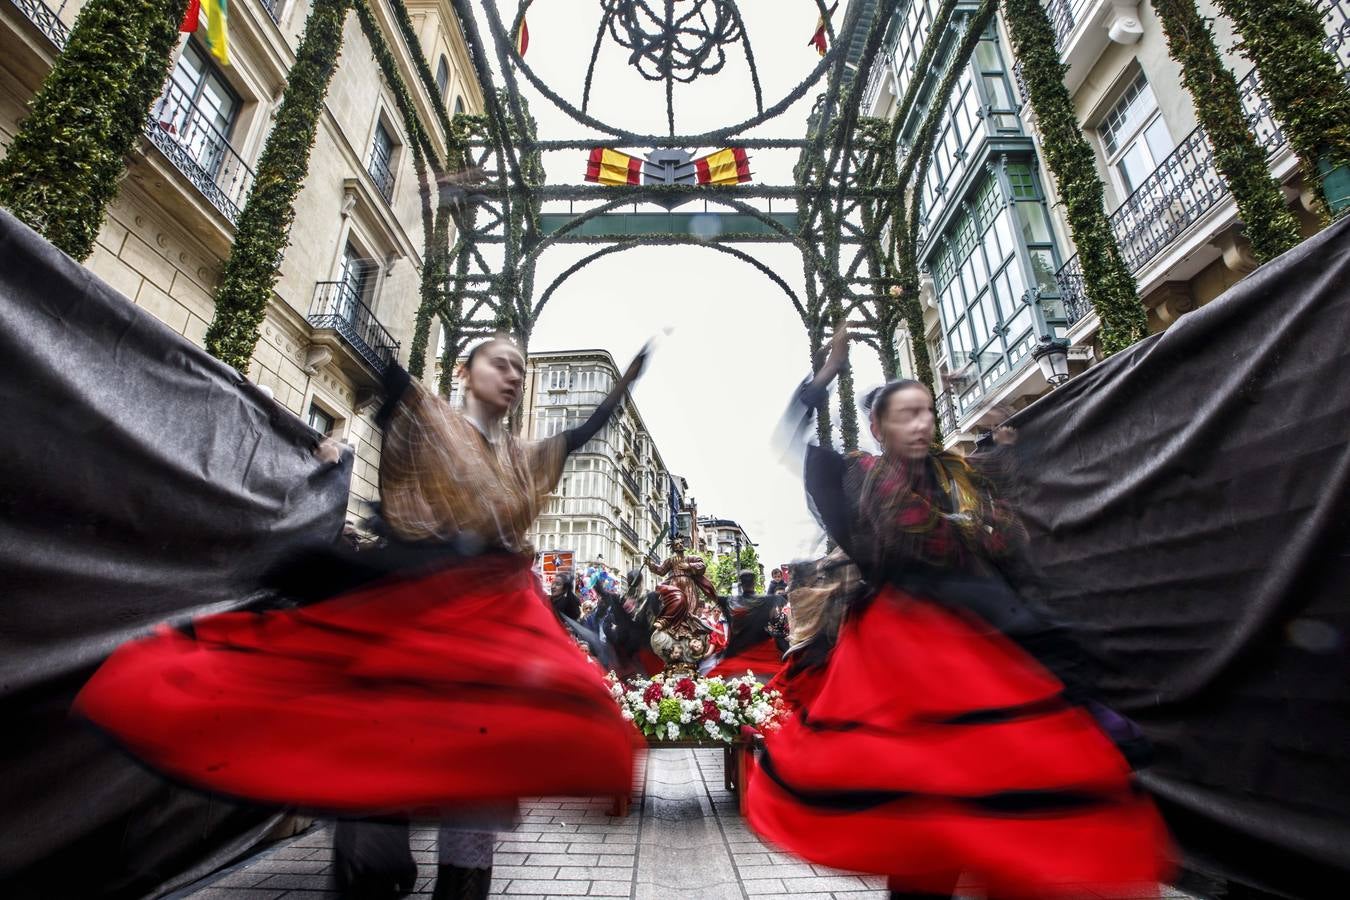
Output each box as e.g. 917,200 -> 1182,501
644,538 -> 724,675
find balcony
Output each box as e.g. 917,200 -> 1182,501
1045,0 -> 1078,47
619,520 -> 640,549
1054,0 -> 1350,331
5,0 -> 256,226
308,282 -> 400,375
148,82 -> 256,225
367,149 -> 395,204
258,0 -> 282,23
619,467 -> 641,499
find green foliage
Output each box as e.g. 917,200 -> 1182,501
1215,0 -> 1350,220
0,0 -> 186,259
1002,0 -> 1147,356
709,543 -> 764,595
204,0 -> 350,371
1151,0 -> 1300,261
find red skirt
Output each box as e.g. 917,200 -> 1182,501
745,587 -> 1173,898
707,638 -> 785,680
74,555 -> 637,815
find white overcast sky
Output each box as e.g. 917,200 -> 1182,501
465,1 -> 882,567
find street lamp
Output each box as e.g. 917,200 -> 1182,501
1032,335 -> 1071,387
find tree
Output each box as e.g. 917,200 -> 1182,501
1151,0 -> 1301,261
1002,0 -> 1148,355
709,543 -> 764,595
1213,0 -> 1350,219
0,0 -> 187,259
204,0 -> 350,371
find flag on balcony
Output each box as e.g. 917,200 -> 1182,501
516,16 -> 529,57
693,148 -> 752,185
585,148 -> 641,186
179,0 -> 200,32
809,2 -> 838,56
201,0 -> 229,65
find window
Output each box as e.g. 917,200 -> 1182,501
368,120 -> 396,202
435,57 -> 450,99
155,41 -> 240,178
338,242 -> 377,320
1099,73 -> 1175,195
537,408 -> 567,438
454,96 -> 465,116
546,366 -> 571,391
930,163 -> 1059,396
307,403 -> 335,436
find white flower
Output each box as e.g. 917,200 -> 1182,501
666,722 -> 679,739
679,712 -> 692,724
720,710 -> 736,724
620,708 -> 634,721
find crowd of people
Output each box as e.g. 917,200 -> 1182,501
72,330 -> 1173,900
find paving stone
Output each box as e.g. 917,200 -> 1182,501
552,866 -> 634,880
778,875 -> 874,893
504,880 -> 590,895
523,853 -> 601,867
585,880 -> 632,896
742,877 -> 787,894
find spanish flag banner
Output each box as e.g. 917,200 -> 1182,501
809,2 -> 838,57
179,0 -> 200,32
694,148 -> 752,185
516,16 -> 529,57
585,148 -> 641,185
200,0 -> 229,64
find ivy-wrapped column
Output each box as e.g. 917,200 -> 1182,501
1151,0 -> 1301,261
1002,0 -> 1147,356
0,0 -> 188,259
204,0 -> 350,371
1213,0 -> 1350,217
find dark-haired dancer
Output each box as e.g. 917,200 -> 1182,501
745,329 -> 1172,899
705,570 -> 790,681
76,336 -> 648,899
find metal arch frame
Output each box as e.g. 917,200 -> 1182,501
532,240 -> 805,323
433,0 -> 944,450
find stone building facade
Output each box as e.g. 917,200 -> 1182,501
0,0 -> 482,516
863,0 -> 1350,445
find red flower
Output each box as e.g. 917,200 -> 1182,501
643,683 -> 664,705
673,678 -> 696,700
702,700 -> 720,721
737,682 -> 754,703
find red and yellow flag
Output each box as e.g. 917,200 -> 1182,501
694,148 -> 752,185
180,0 -> 200,32
516,16 -> 529,56
809,2 -> 838,56
585,148 -> 641,185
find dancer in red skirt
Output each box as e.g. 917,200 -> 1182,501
745,329 -> 1173,899
705,569 -> 790,681
75,335 -> 647,899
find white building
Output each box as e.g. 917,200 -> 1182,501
862,0 -> 1350,446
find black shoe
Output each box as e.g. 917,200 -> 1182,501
432,864 -> 492,900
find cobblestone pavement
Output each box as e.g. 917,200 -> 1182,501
178,749 -> 1195,900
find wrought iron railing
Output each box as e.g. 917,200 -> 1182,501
368,147 -> 395,203
1056,0 -> 1350,328
308,282 -> 400,373
148,82 -> 255,224
935,388 -> 957,436
619,520 -> 640,548
5,0 -> 257,225
258,0 -> 282,23
1046,0 -> 1077,48
7,0 -> 68,46
619,467 -> 641,499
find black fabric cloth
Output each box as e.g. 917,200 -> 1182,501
0,210 -> 352,898
1004,215 -> 1350,898
721,594 -> 789,659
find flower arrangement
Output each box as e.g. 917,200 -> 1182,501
608,673 -> 787,743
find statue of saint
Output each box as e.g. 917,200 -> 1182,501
644,537 -> 720,630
